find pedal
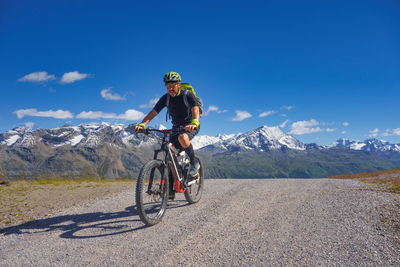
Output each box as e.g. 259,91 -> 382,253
187,175 -> 199,186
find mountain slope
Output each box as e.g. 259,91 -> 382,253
199,149 -> 400,178
0,123 -> 156,179
198,126 -> 305,152
1,123 -> 400,179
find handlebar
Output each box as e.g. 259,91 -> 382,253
135,126 -> 186,135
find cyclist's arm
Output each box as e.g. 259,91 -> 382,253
143,94 -> 167,125
185,106 -> 200,132
186,92 -> 200,124
141,109 -> 158,126
134,109 -> 158,132
191,106 -> 200,121
135,95 -> 166,132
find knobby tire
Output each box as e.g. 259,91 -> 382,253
136,160 -> 169,226
184,155 -> 204,204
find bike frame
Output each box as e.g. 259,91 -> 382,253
145,128 -> 187,194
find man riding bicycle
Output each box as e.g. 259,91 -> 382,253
134,72 -> 201,199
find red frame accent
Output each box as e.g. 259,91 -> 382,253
174,180 -> 185,193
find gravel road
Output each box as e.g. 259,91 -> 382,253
1,179 -> 399,266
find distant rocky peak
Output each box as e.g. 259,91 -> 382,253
9,126 -> 32,134
328,138 -> 400,152
198,125 -> 305,151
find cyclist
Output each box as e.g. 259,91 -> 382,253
134,72 -> 201,199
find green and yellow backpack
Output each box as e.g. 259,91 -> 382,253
165,83 -> 203,121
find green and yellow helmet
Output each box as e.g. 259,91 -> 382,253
163,72 -> 181,83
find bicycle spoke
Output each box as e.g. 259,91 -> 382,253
136,161 -> 168,226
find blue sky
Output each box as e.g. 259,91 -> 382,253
1,0 -> 399,145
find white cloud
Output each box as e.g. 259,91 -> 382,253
25,122 -> 35,129
343,122 -> 349,127
280,105 -> 295,110
368,128 -> 379,138
341,131 -> 347,134
76,111 -> 116,119
259,110 -> 276,118
18,71 -> 56,82
289,119 -> 341,135
232,110 -> 252,121
60,71 -> 89,84
139,97 -> 160,108
289,119 -> 323,135
77,109 -> 144,121
118,109 -> 145,120
203,105 -> 228,116
101,88 -> 126,101
382,128 -> 400,137
13,108 -> 73,119
280,119 -> 290,128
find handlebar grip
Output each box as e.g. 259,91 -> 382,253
173,126 -> 186,133
137,128 -> 148,134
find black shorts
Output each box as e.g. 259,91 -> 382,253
170,125 -> 200,150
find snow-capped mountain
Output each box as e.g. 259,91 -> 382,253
328,138 -> 400,152
2,124 -> 400,154
196,125 -> 306,151
0,126 -> 36,147
1,123 -> 400,179
0,123 -> 152,148
191,133 -> 235,150
1,124 -> 305,152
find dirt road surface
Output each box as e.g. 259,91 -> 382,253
1,179 -> 399,266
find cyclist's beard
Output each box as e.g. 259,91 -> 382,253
168,90 -> 177,97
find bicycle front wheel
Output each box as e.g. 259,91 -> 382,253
184,155 -> 204,204
136,160 -> 168,226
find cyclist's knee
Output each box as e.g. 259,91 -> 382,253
178,133 -> 190,147
178,133 -> 189,141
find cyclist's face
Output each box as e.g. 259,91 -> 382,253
165,82 -> 180,97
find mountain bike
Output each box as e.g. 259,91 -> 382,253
135,127 -> 204,226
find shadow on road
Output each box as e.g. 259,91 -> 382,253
1,200 -> 189,239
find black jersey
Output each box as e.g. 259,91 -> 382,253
153,91 -> 197,126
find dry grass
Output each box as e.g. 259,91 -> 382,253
330,168 -> 400,193
0,178 -> 136,229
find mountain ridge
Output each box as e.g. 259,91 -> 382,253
1,123 -> 399,179
2,123 -> 400,153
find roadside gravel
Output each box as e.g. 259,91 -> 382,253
1,179 -> 399,266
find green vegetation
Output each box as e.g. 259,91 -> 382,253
1,138 -> 400,180
199,149 -> 400,178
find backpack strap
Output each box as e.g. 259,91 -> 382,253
182,89 -> 189,108
165,94 -> 171,121
182,90 -> 192,121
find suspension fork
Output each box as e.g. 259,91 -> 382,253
146,148 -> 165,194
146,163 -> 168,195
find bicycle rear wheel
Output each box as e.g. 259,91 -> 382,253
136,160 -> 168,226
184,155 -> 204,204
